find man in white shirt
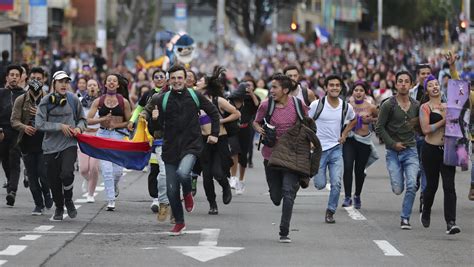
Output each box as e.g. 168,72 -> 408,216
309,75 -> 356,224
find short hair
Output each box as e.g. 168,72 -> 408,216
283,65 -> 300,74
416,63 -> 431,74
324,74 -> 343,87
1,50 -> 9,60
395,71 -> 413,83
168,64 -> 187,79
152,69 -> 166,79
30,67 -> 45,77
270,73 -> 297,92
6,64 -> 23,77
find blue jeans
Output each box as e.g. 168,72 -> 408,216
165,154 -> 197,224
471,157 -> 474,184
313,145 -> 343,213
416,136 -> 427,192
97,129 -> 126,201
386,147 -> 419,220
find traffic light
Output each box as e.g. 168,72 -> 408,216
290,22 -> 299,32
460,20 -> 467,32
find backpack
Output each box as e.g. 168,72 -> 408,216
312,96 -> 348,133
162,88 -> 200,112
300,83 -> 311,106
265,96 -> 305,123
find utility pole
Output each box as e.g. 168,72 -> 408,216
96,0 -> 107,55
377,0 -> 382,48
465,0 -> 471,46
217,0 -> 225,59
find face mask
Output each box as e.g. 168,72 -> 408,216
28,79 -> 43,93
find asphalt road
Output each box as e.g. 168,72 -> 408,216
0,143 -> 473,266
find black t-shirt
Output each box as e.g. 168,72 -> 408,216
238,96 -> 260,124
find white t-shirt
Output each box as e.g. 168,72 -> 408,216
309,97 -> 355,151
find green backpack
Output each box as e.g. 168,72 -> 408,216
162,88 -> 200,112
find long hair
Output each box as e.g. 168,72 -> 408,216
106,73 -> 130,100
205,66 -> 226,97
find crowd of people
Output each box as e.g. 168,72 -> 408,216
0,38 -> 473,243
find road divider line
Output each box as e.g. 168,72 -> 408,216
0,245 -> 27,256
0,260 -> 7,266
34,225 -> 54,231
199,229 -> 220,246
344,207 -> 367,220
83,230 -> 204,236
95,186 -> 105,192
19,235 -> 42,241
75,199 -> 88,203
373,240 -> 404,256
0,231 -> 76,235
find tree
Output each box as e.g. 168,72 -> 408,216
113,0 -> 162,64
200,0 -> 300,45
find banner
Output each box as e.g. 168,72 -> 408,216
0,0 -> 13,11
27,0 -> 47,38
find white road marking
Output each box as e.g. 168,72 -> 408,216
19,235 -> 42,241
0,260 -> 7,266
83,230 -> 203,236
344,207 -> 367,220
75,199 -> 88,203
95,186 -> 105,192
373,240 -> 404,256
198,229 -> 220,246
0,245 -> 27,256
167,228 -> 244,262
0,231 -> 76,235
34,225 -> 54,231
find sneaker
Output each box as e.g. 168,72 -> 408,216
81,180 -> 88,193
236,181 -> 245,195
342,197 -> 352,207
31,206 -> 44,216
208,202 -> 218,215
114,182 -> 119,198
23,177 -> 29,188
157,203 -> 170,222
107,200 -> 115,211
446,221 -> 461,235
401,218 -> 412,230
65,200 -> 77,219
229,176 -> 237,189
44,195 -> 54,209
279,236 -> 292,243
325,209 -> 335,224
420,212 -> 430,228
183,193 -> 194,212
469,184 -> 474,201
191,176 -> 198,196
6,192 -> 15,206
150,198 -> 159,213
353,196 -> 361,209
170,213 -> 176,224
222,183 -> 232,205
51,208 -> 64,221
169,223 -> 186,236
86,195 -> 95,203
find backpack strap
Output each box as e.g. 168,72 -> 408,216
187,88 -> 200,108
162,91 -> 171,112
65,92 -> 78,122
300,84 -> 310,106
292,96 -> 304,121
340,99 -> 348,130
265,97 -> 276,124
312,96 -> 325,121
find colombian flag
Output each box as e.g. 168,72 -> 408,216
76,118 -> 153,170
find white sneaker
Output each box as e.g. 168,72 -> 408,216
81,180 -> 88,193
107,200 -> 115,211
150,198 -> 159,213
86,195 -> 95,203
229,176 -> 237,189
236,180 -> 245,195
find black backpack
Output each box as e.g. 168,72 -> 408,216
312,96 -> 348,133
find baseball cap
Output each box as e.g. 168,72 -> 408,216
52,71 -> 71,81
